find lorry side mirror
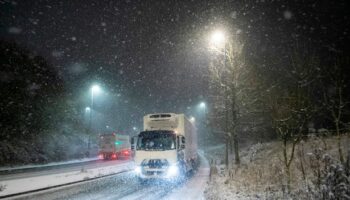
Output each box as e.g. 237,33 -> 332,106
131,136 -> 137,151
180,136 -> 185,149
176,136 -> 180,149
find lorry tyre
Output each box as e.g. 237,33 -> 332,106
138,177 -> 147,185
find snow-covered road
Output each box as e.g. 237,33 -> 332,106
1,153 -> 209,200
0,160 -> 134,198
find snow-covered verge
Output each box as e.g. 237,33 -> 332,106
204,135 -> 350,199
0,161 -> 134,197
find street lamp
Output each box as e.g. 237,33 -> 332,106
198,101 -> 207,124
87,84 -> 102,157
199,102 -> 206,109
91,85 -> 101,96
211,30 -> 225,47
90,84 -> 101,124
198,101 -> 207,125
209,30 -> 232,166
209,29 -> 228,101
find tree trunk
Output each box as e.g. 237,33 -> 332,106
286,165 -> 291,193
345,149 -> 350,175
233,133 -> 240,165
283,139 -> 292,192
336,121 -> 344,163
298,143 -> 306,181
225,139 -> 229,168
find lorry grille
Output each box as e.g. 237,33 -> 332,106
142,159 -> 169,169
145,171 -> 165,175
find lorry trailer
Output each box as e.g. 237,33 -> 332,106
98,133 -> 131,160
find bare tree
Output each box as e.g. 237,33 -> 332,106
207,31 -> 246,167
265,48 -> 319,191
268,92 -> 310,191
322,58 -> 349,163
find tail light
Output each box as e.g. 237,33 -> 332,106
98,154 -> 104,159
112,153 -> 117,159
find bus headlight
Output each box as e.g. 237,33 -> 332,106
135,166 -> 141,174
167,165 -> 179,177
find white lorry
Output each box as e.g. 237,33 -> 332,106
133,113 -> 198,181
98,133 -> 131,160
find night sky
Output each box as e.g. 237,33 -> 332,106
1,0 -> 349,131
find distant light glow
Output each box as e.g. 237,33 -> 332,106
133,127 -> 137,131
199,102 -> 206,108
189,116 -> 196,123
85,107 -> 91,112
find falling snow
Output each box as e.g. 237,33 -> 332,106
7,27 -> 22,34
283,10 -> 293,20
0,0 -> 349,199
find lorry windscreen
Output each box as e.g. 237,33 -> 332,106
137,131 -> 176,151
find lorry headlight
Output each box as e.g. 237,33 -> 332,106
167,165 -> 179,177
135,166 -> 141,174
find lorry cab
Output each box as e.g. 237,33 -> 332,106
133,113 -> 197,181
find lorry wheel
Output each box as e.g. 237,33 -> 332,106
138,177 -> 147,185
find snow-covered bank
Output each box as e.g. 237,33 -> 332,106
204,136 -> 350,199
0,161 -> 134,197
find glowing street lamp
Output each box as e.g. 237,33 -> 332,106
199,101 -> 207,125
87,84 -> 102,156
209,30 -> 228,59
211,30 -> 225,43
91,85 -> 101,96
209,29 -> 239,166
90,84 -> 101,117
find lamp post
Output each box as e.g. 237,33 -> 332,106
198,101 -> 207,126
209,30 -> 231,167
210,29 -> 241,166
197,101 -> 208,147
210,30 -> 228,134
87,84 -> 101,157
